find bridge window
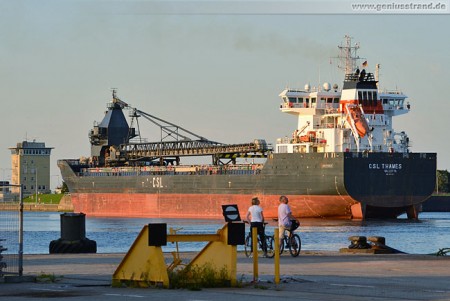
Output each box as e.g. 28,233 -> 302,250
288,97 -> 296,103
298,98 -> 303,103
358,91 -> 362,102
277,146 -> 288,153
333,98 -> 340,103
368,91 -> 373,106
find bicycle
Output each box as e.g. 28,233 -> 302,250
243,221 -> 275,258
279,220 -> 301,257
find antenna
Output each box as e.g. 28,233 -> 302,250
375,64 -> 379,80
375,64 -> 380,88
335,35 -> 364,75
111,88 -> 118,100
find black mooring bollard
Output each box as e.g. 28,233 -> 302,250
49,212 -> 97,254
60,213 -> 86,241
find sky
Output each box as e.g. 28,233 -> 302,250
1,0 -> 449,190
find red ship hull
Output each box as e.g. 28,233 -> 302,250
70,192 -> 358,220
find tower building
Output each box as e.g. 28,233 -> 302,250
9,141 -> 53,197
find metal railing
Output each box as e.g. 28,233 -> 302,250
0,184 -> 23,279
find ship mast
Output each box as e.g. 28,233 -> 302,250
337,35 -> 362,74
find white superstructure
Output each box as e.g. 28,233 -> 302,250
276,36 -> 410,155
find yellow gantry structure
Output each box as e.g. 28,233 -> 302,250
112,223 -> 239,288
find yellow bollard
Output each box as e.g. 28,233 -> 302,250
274,228 -> 280,285
252,226 -> 258,282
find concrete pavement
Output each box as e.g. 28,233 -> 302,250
1,251 -> 450,301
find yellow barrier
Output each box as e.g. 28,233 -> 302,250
112,223 -> 239,288
274,228 -> 280,285
252,227 -> 258,282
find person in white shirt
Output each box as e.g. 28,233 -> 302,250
246,197 -> 267,257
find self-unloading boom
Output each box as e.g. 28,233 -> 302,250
91,90 -> 271,166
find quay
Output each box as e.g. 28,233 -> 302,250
1,251 -> 450,300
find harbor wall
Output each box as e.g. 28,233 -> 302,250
0,194 -> 74,212
422,195 -> 450,212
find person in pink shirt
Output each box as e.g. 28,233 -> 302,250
278,195 -> 299,247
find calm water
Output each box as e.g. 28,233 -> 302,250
11,212 -> 450,254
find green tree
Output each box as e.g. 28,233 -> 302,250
436,170 -> 449,194
61,181 -> 69,194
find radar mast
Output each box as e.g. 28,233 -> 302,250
337,35 -> 363,74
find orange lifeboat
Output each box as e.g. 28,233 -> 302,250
347,106 -> 370,138
299,131 -> 316,142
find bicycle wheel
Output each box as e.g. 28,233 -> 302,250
265,236 -> 275,258
244,235 -> 252,257
289,234 -> 301,257
279,237 -> 285,255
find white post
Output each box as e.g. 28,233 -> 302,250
35,168 -> 38,204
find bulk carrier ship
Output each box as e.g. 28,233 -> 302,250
58,36 -> 436,220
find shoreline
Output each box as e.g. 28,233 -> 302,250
0,203 -> 72,212
0,194 -> 74,212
